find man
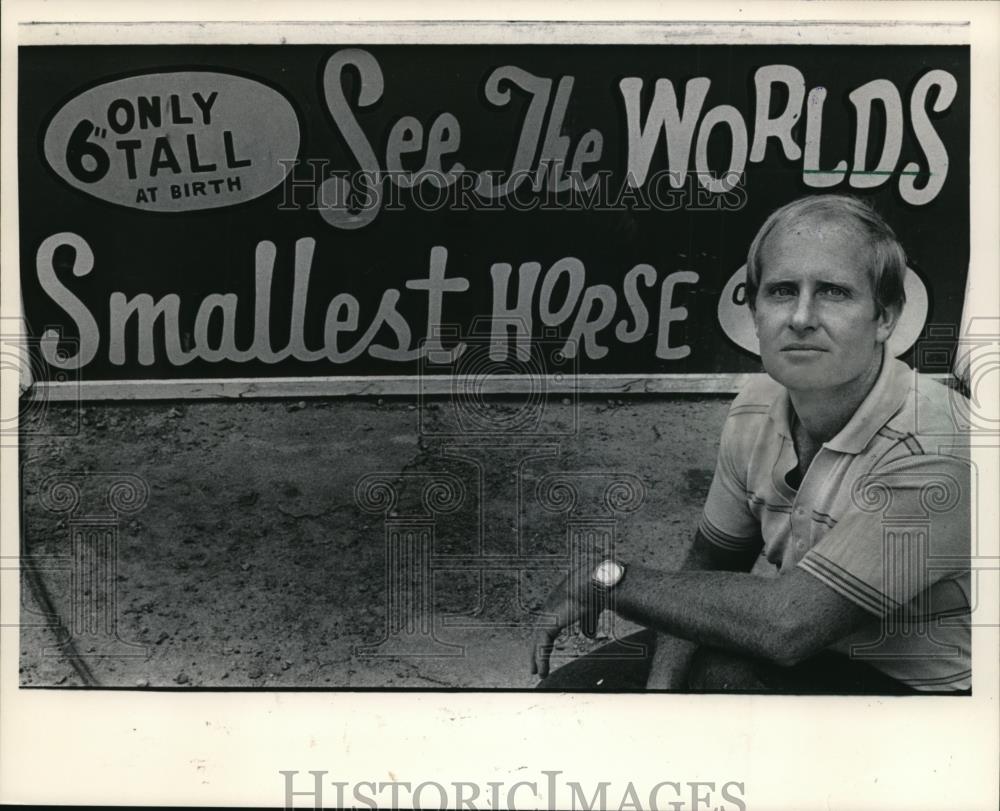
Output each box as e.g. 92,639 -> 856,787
531,195 -> 971,693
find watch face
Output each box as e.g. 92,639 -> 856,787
594,560 -> 623,587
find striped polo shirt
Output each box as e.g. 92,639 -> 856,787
699,352 -> 971,691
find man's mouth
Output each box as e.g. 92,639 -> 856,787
781,344 -> 827,352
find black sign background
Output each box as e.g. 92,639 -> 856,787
18,45 -> 970,383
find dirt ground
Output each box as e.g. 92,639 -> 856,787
17,393 -> 732,690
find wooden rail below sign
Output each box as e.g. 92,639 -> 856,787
29,374 -> 766,401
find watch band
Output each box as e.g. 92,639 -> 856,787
581,559 -> 625,639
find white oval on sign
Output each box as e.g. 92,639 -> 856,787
43,71 -> 300,212
718,265 -> 929,358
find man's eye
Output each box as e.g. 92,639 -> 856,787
821,286 -> 849,298
768,285 -> 795,297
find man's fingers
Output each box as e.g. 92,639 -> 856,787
531,627 -> 557,679
580,601 -> 599,639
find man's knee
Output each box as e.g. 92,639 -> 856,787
687,647 -> 769,691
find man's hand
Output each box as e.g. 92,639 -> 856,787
530,560 -> 602,679
645,633 -> 698,689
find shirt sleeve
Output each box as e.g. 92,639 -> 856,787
698,409 -> 764,554
798,452 -> 971,616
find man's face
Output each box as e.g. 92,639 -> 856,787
753,218 -> 898,394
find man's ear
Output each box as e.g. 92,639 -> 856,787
875,302 -> 902,344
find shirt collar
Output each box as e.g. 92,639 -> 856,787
767,347 -> 912,455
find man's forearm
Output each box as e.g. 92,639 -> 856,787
643,533 -> 755,688
616,566 -> 789,664
614,561 -> 869,667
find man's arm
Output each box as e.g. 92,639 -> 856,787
530,529 -> 762,681
614,560 -> 872,669
530,534 -> 873,679
644,530 -> 760,689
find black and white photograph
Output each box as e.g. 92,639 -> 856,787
2,3 -> 998,809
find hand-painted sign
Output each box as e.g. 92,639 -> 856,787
18,45 -> 969,393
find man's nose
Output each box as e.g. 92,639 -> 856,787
789,292 -> 818,331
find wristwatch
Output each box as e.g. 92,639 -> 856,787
591,559 -> 626,592
581,559 -> 626,639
